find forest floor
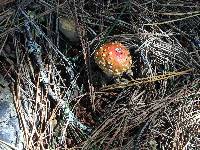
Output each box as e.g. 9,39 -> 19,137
0,0 -> 200,150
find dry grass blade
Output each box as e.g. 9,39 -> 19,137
101,69 -> 192,91
0,139 -> 18,150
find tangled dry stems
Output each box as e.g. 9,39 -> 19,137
0,0 -> 199,149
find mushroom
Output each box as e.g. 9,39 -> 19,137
59,17 -> 79,42
94,42 -> 132,76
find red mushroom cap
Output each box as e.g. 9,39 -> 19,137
94,42 -> 132,76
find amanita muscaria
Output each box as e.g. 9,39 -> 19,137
94,42 -> 132,76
